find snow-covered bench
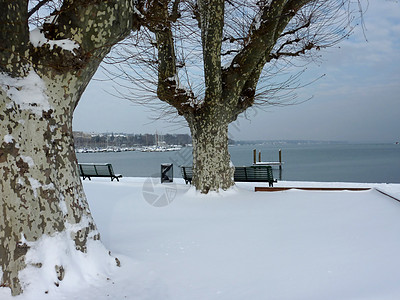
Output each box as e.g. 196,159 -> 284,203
78,163 -> 122,182
181,166 -> 277,187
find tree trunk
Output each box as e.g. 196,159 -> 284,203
0,0 -> 137,295
187,109 -> 235,193
0,70 -> 109,295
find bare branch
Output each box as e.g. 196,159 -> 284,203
106,0 -> 365,125
270,42 -> 315,60
280,19 -> 311,38
27,0 -> 51,19
141,0 -> 195,114
169,0 -> 181,22
221,49 -> 240,56
198,0 -> 225,102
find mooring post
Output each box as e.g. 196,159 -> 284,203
253,149 -> 256,164
259,151 -> 261,162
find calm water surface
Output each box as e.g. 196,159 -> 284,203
76,143 -> 400,183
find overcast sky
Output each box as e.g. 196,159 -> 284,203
73,1 -> 400,143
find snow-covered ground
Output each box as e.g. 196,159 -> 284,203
3,178 -> 400,300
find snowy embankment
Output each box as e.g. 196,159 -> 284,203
2,178 -> 400,300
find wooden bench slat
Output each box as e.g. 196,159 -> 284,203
78,163 -> 122,181
181,166 -> 276,187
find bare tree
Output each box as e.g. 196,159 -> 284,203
0,0 -> 138,295
107,0 -> 364,193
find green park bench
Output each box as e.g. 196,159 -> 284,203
181,166 -> 193,185
181,165 -> 277,187
78,163 -> 122,182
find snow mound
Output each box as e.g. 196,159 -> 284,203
2,178 -> 400,299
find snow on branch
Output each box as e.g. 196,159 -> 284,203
30,27 -> 79,54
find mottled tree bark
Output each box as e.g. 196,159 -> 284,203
186,107 -> 234,193
0,0 -> 137,295
0,72 -> 95,294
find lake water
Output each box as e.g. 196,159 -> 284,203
76,143 -> 400,183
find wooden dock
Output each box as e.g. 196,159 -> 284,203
253,149 -> 283,169
253,161 -> 283,167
